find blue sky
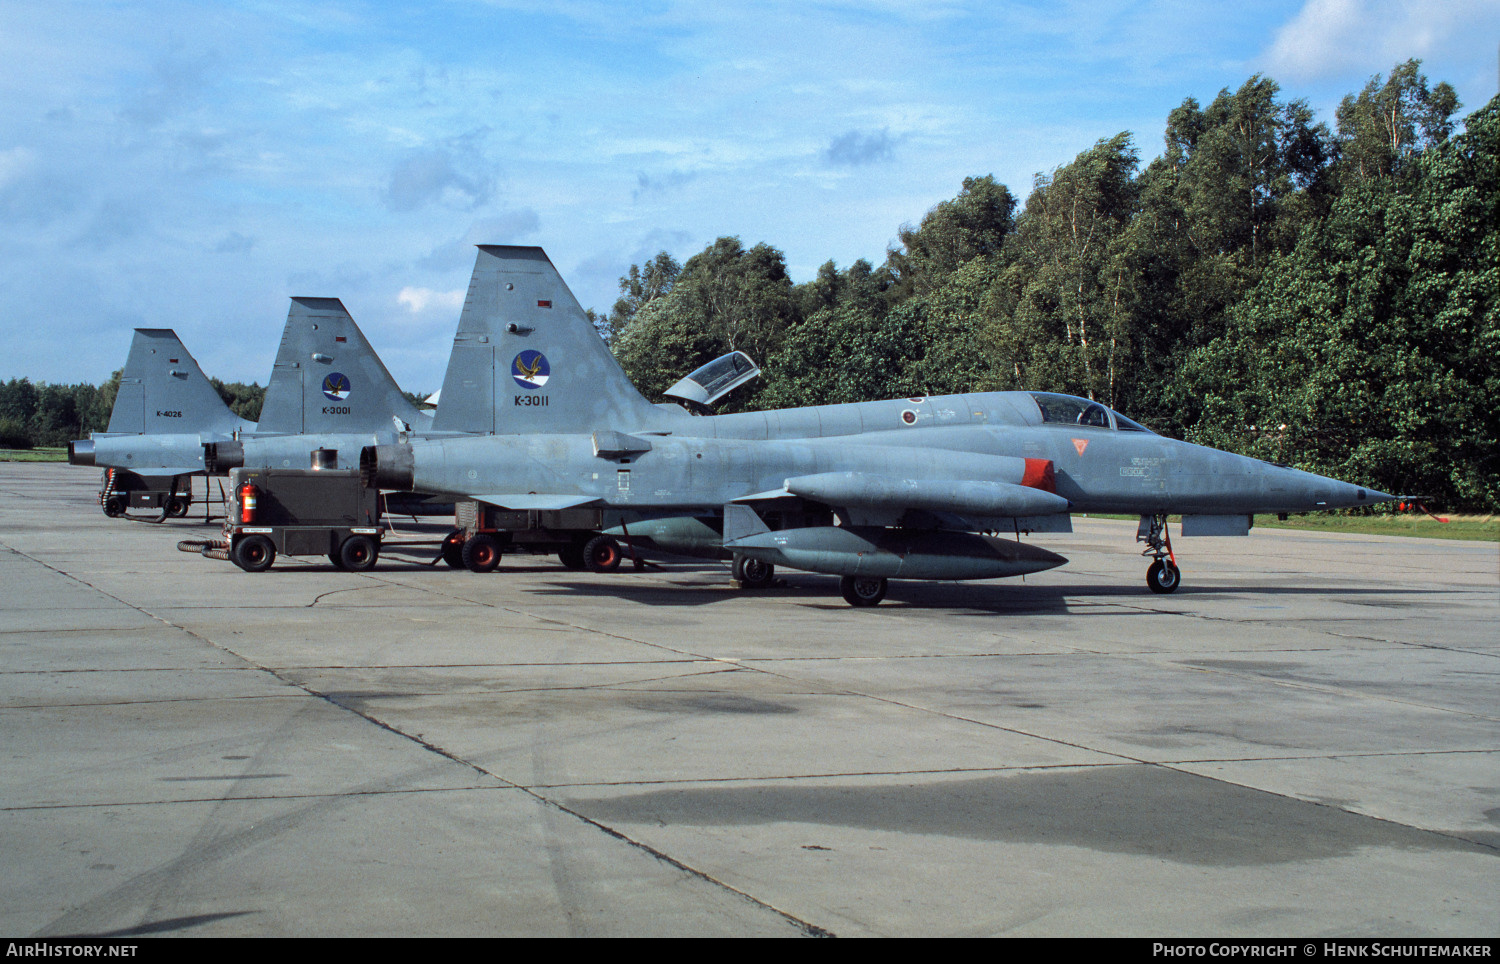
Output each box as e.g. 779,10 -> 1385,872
3,0 -> 1498,394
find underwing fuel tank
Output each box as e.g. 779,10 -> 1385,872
602,516 -> 727,559
784,472 -> 1069,517
726,526 -> 1067,580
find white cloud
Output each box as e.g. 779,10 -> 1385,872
397,286 -> 465,314
1264,0 -> 1500,82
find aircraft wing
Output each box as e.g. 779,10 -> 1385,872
471,494 -> 602,510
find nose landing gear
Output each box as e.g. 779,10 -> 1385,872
1138,514 -> 1181,594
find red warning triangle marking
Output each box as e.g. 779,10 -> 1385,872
1072,438 -> 1089,455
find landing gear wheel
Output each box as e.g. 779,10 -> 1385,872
166,497 -> 189,518
462,534 -> 502,573
732,554 -> 775,588
583,535 -> 623,573
103,497 -> 124,518
1147,559 -> 1180,594
840,575 -> 887,607
440,530 -> 465,569
558,543 -> 586,570
231,534 -> 276,573
339,535 -> 379,572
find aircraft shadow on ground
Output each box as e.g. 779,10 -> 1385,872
253,555 -> 1435,614
507,569 -> 1437,614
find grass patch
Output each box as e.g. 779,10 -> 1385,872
1254,512 -> 1497,541
0,447 -> 68,462
1081,511 -> 1496,541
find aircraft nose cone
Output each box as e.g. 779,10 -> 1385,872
1327,479 -> 1395,509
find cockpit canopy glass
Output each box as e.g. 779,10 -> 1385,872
1028,392 -> 1155,433
690,352 -> 758,397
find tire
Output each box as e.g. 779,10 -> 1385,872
339,535 -> 379,572
462,534 -> 502,573
103,497 -> 124,518
231,534 -> 276,573
583,535 -> 622,573
840,575 -> 887,607
1147,559 -> 1180,594
440,530 -> 465,569
732,554 -> 775,588
167,497 -> 190,518
558,543 -> 586,570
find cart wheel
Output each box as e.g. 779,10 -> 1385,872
558,543 -> 586,570
231,535 -> 276,573
103,497 -> 125,518
440,530 -> 465,569
583,535 -> 622,573
328,551 -> 346,570
167,497 -> 190,517
339,535 -> 379,572
462,534 -> 501,573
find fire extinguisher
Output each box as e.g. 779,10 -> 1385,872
239,483 -> 259,524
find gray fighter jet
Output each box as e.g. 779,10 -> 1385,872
69,329 -> 256,516
72,299 -> 433,514
364,246 -> 1392,605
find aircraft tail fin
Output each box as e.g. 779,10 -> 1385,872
257,298 -> 430,436
105,329 -> 250,436
431,246 -> 663,435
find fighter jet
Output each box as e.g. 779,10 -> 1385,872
72,299 -> 434,515
69,329 -> 255,516
362,246 -> 1392,605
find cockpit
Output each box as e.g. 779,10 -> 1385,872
1028,392 -> 1154,433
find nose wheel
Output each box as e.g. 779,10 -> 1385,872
1138,514 -> 1181,594
1147,558 -> 1180,594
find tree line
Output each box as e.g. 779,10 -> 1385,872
0,374 -> 265,449
604,61 -> 1496,511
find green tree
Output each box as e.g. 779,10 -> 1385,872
1183,96 -> 1499,510
210,379 -> 265,422
759,301 -> 929,408
611,237 -> 798,405
1001,133 -> 1141,408
1335,59 -> 1459,187
606,251 -> 681,341
885,175 -> 1016,299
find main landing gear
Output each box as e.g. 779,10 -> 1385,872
1138,514 -> 1181,594
731,553 -> 775,589
840,575 -> 887,607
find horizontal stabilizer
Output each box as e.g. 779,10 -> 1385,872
592,430 -> 653,458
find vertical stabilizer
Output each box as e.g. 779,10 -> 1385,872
105,329 -> 250,435
256,297 -> 430,436
431,246 -> 665,435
